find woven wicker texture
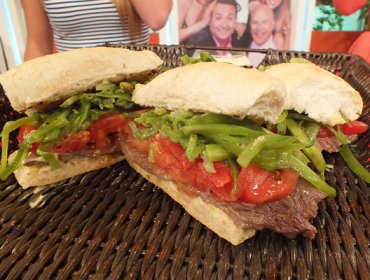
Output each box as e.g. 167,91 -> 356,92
0,45 -> 369,280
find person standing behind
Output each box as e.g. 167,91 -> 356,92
22,0 -> 172,61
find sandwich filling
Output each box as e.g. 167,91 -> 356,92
0,80 -> 136,180
116,106 -> 367,238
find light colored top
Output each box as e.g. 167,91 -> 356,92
43,0 -> 150,51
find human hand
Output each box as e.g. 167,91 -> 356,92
199,0 -> 216,27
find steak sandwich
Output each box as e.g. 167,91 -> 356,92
118,62 -> 345,245
0,47 -> 163,188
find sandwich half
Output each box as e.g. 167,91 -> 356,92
264,61 -> 369,182
118,62 -> 336,245
0,47 -> 163,188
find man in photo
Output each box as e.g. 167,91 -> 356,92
184,0 -> 245,56
248,3 -> 276,66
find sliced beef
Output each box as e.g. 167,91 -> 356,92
315,134 -> 358,153
204,180 -> 326,239
22,146 -> 122,166
121,140 -> 328,240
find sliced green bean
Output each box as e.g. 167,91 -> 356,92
288,154 -> 336,196
227,159 -> 239,195
0,116 -> 38,178
182,124 -> 265,137
304,122 -> 321,146
286,119 -> 326,177
204,144 -> 231,162
339,144 -> 370,183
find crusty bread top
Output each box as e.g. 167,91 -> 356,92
133,62 -> 287,124
265,63 -> 363,126
0,47 -> 163,112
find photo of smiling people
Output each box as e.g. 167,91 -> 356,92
178,0 -> 292,66
178,0 -> 250,56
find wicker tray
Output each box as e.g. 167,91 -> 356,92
0,44 -> 369,280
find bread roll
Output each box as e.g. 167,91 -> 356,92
129,161 -> 256,245
133,62 -> 287,124
264,63 -> 363,126
0,47 -> 163,113
9,152 -> 125,189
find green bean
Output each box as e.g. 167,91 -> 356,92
185,113 -> 239,126
185,134 -> 198,162
204,144 -> 231,162
119,82 -> 134,93
237,135 -> 290,167
0,141 -> 30,180
182,124 -> 265,137
277,120 -> 287,135
60,95 -> 79,107
276,110 -> 288,124
227,159 -> 239,195
31,110 -> 70,143
304,122 -> 321,146
252,150 -> 284,171
288,154 -> 336,196
96,82 -> 116,92
339,144 -> 370,183
0,115 -> 38,178
206,134 -> 249,156
202,158 -> 216,173
129,122 -> 157,140
286,119 -> 326,177
37,149 -> 61,169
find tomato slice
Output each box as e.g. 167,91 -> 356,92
318,120 -> 368,138
238,163 -> 298,204
88,114 -> 130,150
150,136 -> 297,203
341,120 -> 368,135
153,136 -> 196,185
50,131 -> 90,153
17,124 -> 40,153
156,136 -> 194,170
196,160 -> 237,201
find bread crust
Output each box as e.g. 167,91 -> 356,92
128,161 -> 256,246
133,62 -> 286,124
9,152 -> 125,189
265,63 -> 363,125
0,47 -> 163,112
